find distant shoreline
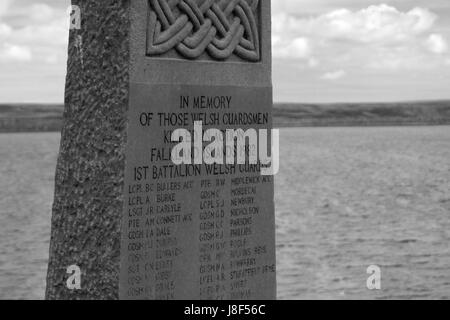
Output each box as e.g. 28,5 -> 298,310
275,122 -> 450,128
1,101 -> 450,133
0,104 -> 64,133
274,100 -> 450,128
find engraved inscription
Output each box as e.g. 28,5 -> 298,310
146,0 -> 261,62
119,84 -> 276,300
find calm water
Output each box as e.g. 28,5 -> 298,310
0,127 -> 449,300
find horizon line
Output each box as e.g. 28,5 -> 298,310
1,99 -> 450,106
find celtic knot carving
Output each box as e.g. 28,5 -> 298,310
147,0 -> 261,62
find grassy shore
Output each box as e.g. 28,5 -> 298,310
1,101 -> 450,132
274,100 -> 450,127
0,104 -> 63,132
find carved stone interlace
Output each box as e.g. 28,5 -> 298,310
147,0 -> 260,62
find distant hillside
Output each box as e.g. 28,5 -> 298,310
1,101 -> 450,132
0,104 -> 63,132
274,101 -> 450,127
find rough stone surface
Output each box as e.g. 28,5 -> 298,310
46,0 -> 274,300
45,0 -> 130,300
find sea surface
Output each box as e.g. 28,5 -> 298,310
0,127 -> 449,300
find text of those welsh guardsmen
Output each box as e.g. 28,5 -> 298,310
120,84 -> 276,300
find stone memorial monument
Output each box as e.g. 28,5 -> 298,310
46,0 -> 275,300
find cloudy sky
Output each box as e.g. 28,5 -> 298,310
0,0 -> 450,103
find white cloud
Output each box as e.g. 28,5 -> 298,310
426,34 -> 448,54
273,37 -> 312,59
12,18 -> 69,46
0,2 -> 69,65
0,0 -> 12,17
272,15 -> 321,67
0,23 -> 12,37
0,44 -> 32,62
276,5 -> 437,44
272,4 -> 449,71
29,3 -> 56,23
321,70 -> 346,80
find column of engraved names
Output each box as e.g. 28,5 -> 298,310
125,168 -> 154,299
144,113 -> 198,299
125,111 -> 197,299
198,176 -> 229,299
229,173 -> 265,299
